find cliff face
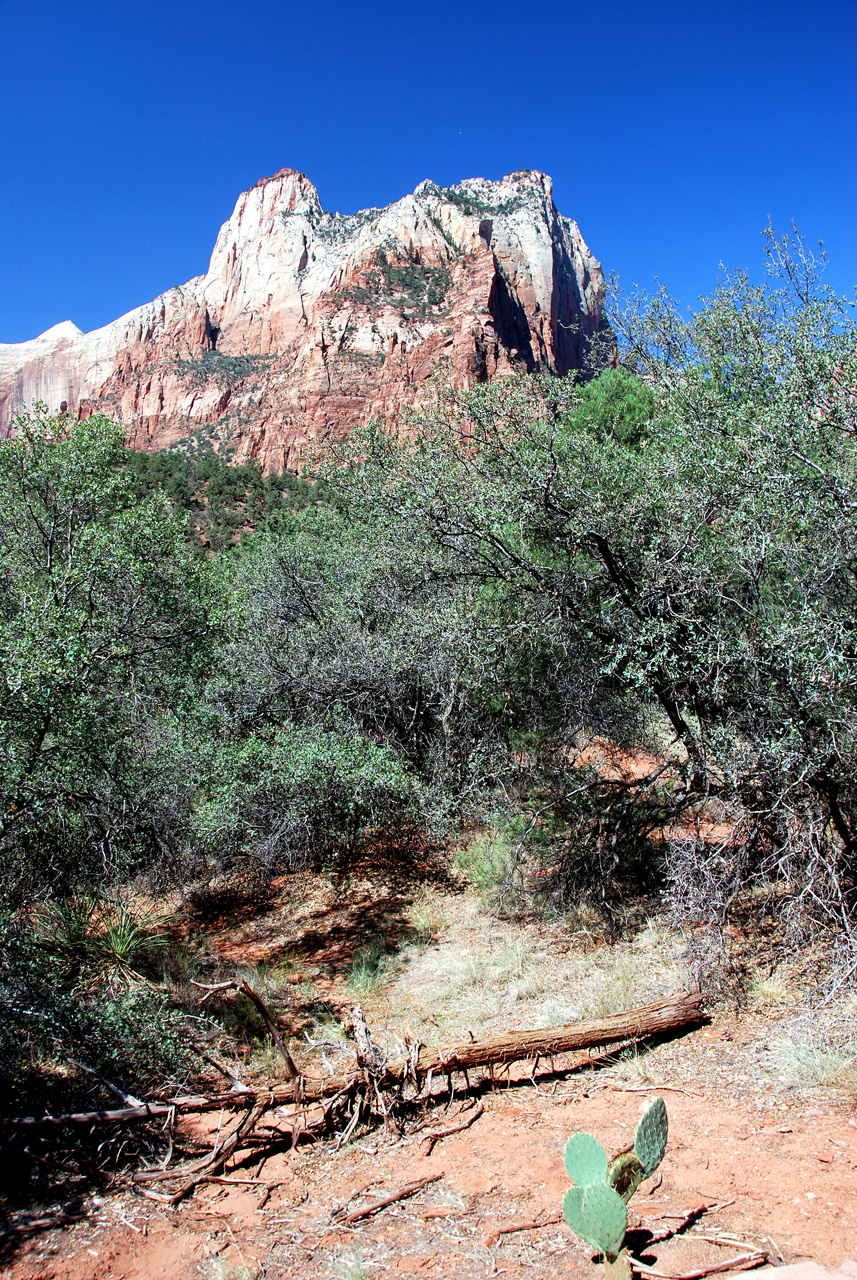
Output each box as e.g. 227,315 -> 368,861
0,169 -> 609,471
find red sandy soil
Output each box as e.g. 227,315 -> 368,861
4,860 -> 856,1280
4,1056 -> 856,1280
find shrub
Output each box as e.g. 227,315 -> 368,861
0,912 -> 192,1117
193,724 -> 428,879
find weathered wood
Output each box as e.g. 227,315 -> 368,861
422,1100 -> 484,1154
2,992 -> 706,1128
240,981 -> 299,1079
2,1103 -> 176,1126
386,992 -> 708,1080
343,1173 -> 444,1224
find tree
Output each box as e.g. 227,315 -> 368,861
0,405 -> 214,902
323,231 -> 857,951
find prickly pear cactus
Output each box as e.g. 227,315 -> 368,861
634,1096 -> 668,1177
607,1150 -> 646,1202
564,1131 -> 608,1186
561,1099 -> 669,1273
562,1180 -> 627,1261
606,1250 -> 633,1280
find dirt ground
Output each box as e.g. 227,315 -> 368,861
4,856 -> 857,1280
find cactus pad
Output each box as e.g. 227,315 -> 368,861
634,1096 -> 668,1177
564,1131 -> 609,1186
607,1150 -> 646,1202
563,1180 -> 627,1261
606,1250 -> 633,1280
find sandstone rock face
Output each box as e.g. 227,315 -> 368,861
0,169 -> 609,471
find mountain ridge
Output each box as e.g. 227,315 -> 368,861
0,168 -> 610,470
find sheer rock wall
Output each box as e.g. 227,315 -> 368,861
0,169 -> 609,471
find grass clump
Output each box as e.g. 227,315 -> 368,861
750,969 -> 794,1007
455,820 -> 525,910
408,888 -> 449,944
769,1022 -> 857,1089
346,935 -> 396,996
332,1251 -> 368,1280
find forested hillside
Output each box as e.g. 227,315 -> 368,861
2,229 -> 855,1137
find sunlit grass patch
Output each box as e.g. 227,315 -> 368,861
346,935 -> 396,996
769,1023 -> 857,1089
750,969 -> 794,1007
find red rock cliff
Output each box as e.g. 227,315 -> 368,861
0,170 -> 610,470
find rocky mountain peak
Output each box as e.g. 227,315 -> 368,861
0,170 -> 610,471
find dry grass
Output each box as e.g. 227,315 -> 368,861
767,1000 -> 857,1090
331,1250 -> 367,1280
407,886 -> 450,943
750,970 -> 795,1007
609,1044 -> 657,1085
364,891 -> 685,1050
199,1258 -> 259,1280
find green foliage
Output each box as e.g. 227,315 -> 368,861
0,912 -> 191,1116
34,893 -> 170,986
339,247 -> 451,321
634,1095 -> 668,1175
125,447 -> 327,549
325,230 -> 857,945
564,1130 -> 609,1185
563,1181 -> 628,1262
433,183 -> 526,219
562,1099 -> 668,1264
193,723 -> 427,877
0,405 -> 215,903
172,350 -> 275,389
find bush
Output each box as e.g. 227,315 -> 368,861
193,724 -> 429,880
0,407 -> 214,904
0,912 -> 192,1117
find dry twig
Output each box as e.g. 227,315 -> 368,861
631,1252 -> 767,1279
343,1173 -> 444,1224
422,1100 -> 485,1154
482,1212 -> 562,1248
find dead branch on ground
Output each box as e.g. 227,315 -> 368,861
2,991 -> 707,1207
342,1173 -> 444,1224
421,1100 -> 484,1154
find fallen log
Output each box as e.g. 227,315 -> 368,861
386,991 -> 708,1080
1,991 -> 707,1128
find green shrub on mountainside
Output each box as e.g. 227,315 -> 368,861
126,447 -> 328,548
338,247 -> 451,321
172,349 -> 276,389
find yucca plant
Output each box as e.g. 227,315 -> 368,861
34,892 -> 102,977
34,893 -> 171,987
93,900 -> 171,986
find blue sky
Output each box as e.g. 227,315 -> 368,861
1,0 -> 854,343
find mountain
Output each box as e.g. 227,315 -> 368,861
0,169 -> 609,471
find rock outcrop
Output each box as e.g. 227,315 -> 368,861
0,169 -> 609,471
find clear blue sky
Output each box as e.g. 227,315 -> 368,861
1,0 -> 854,343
